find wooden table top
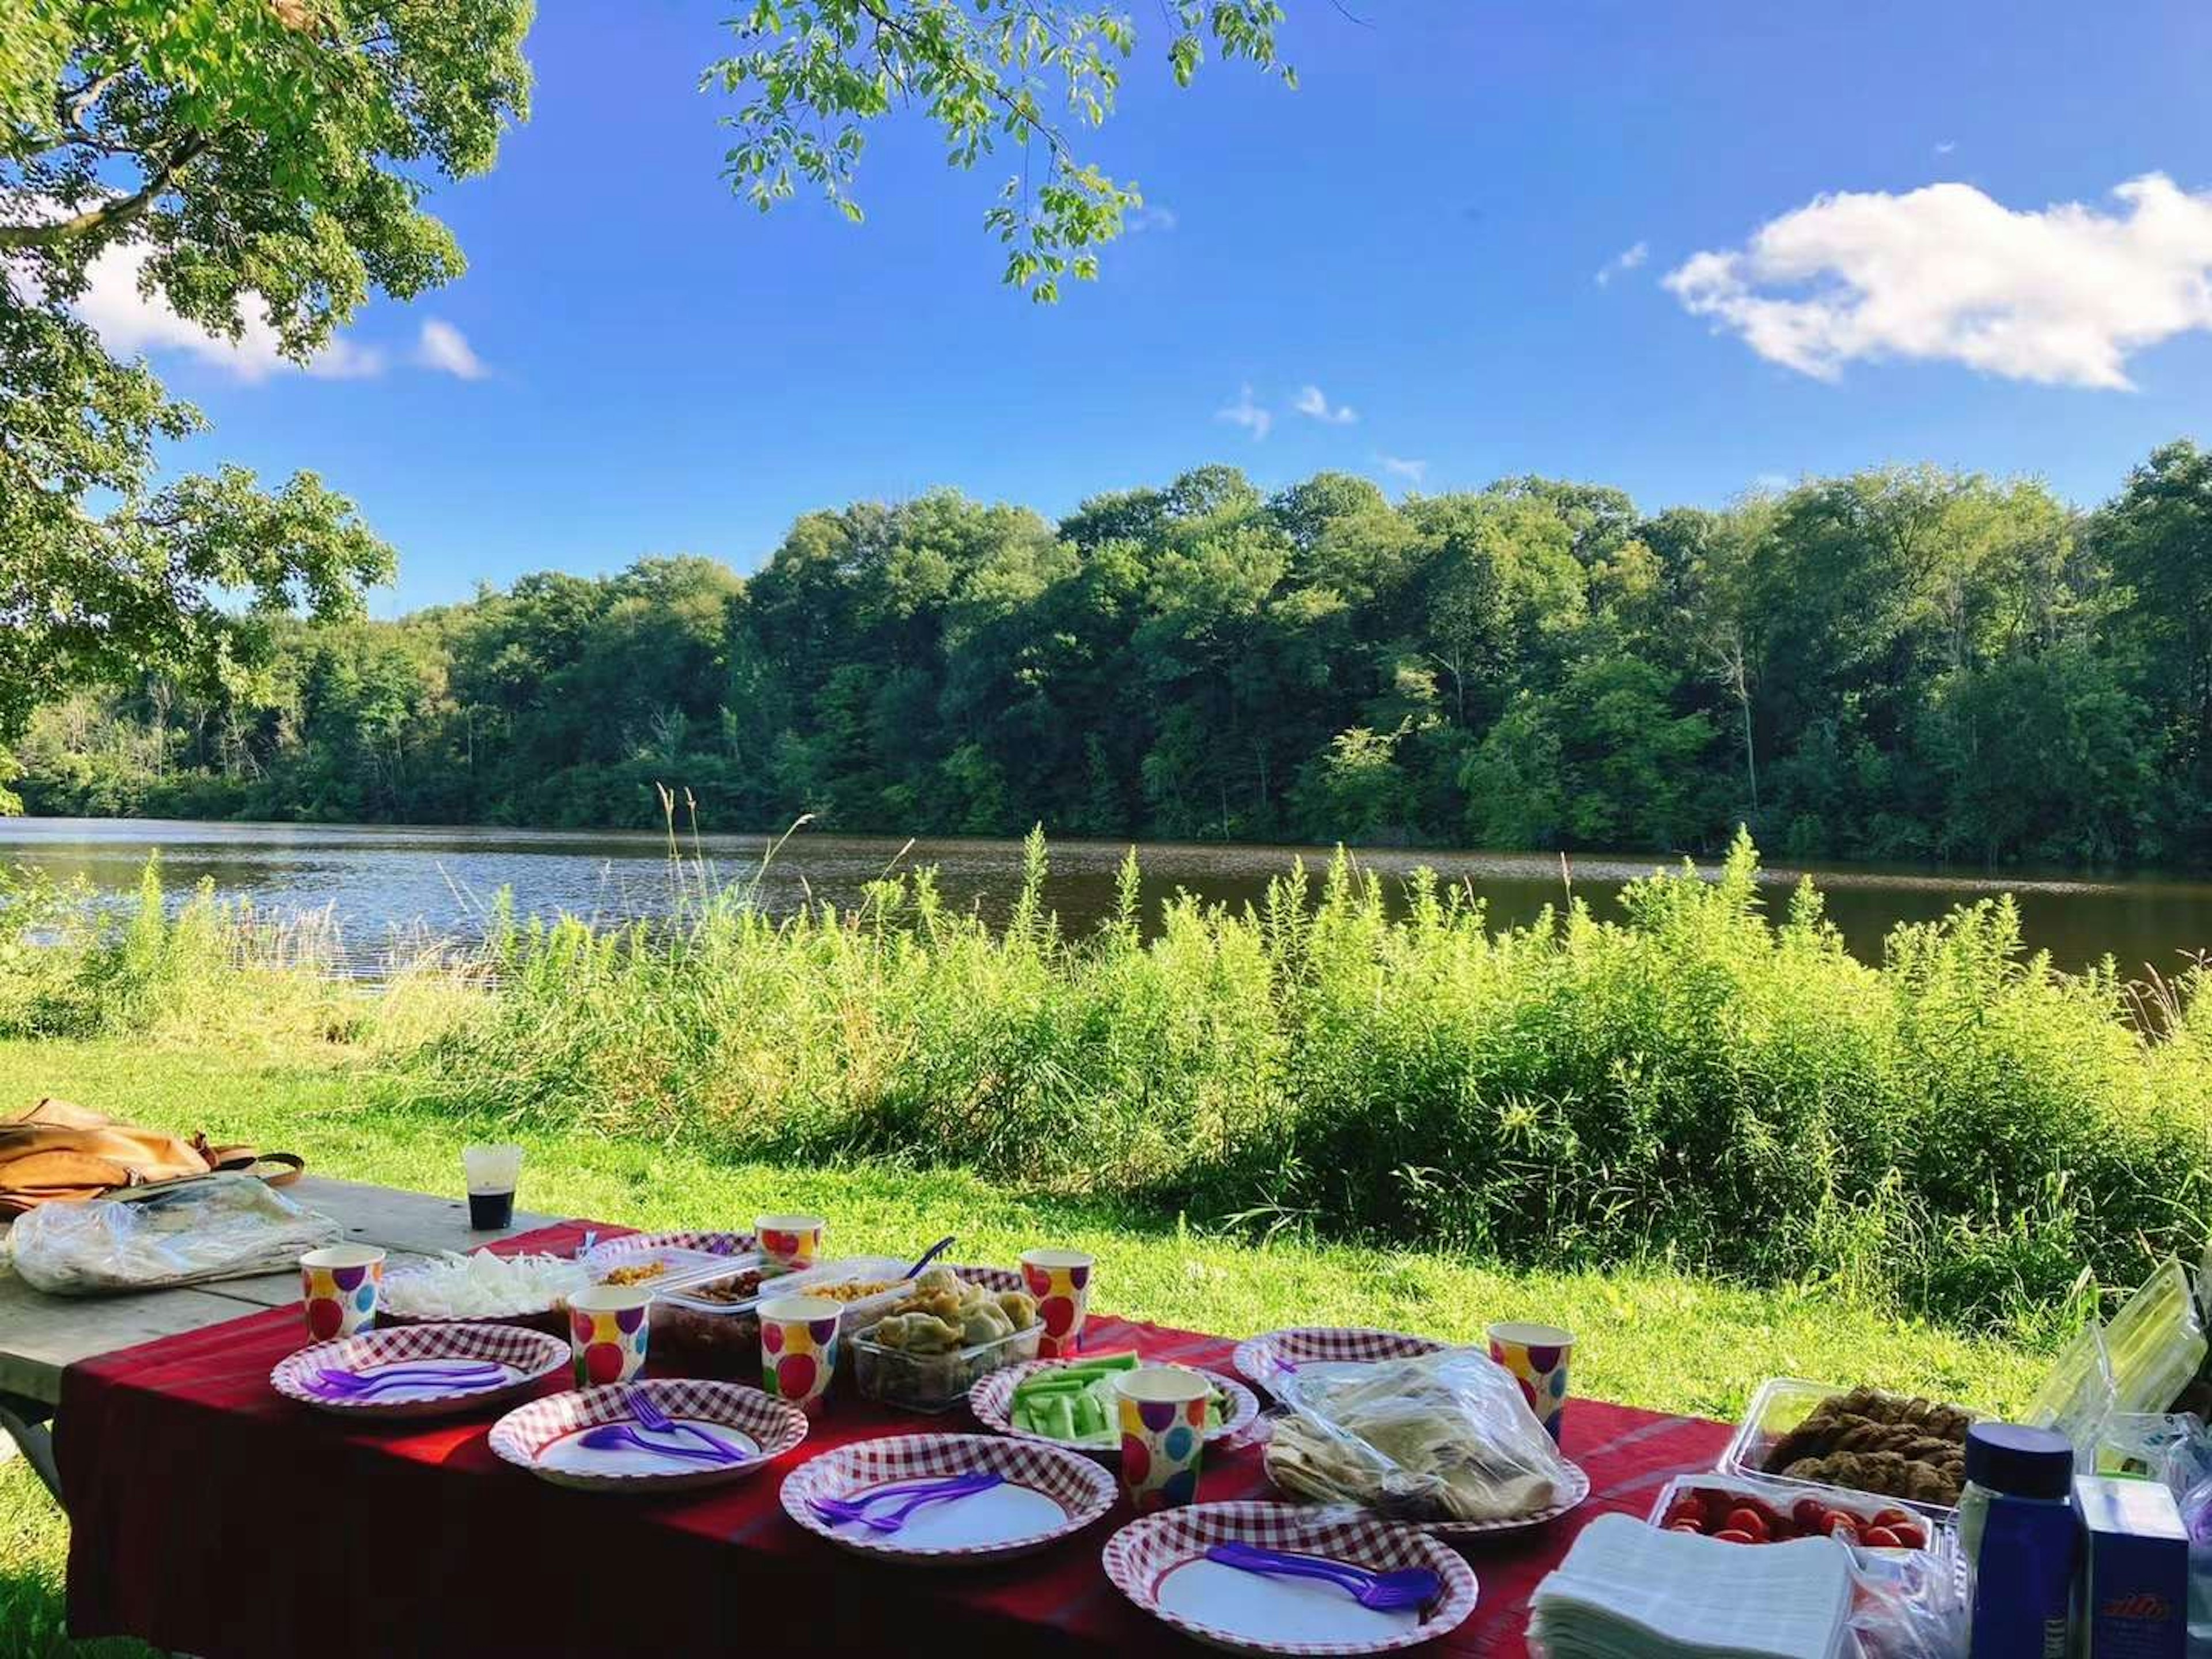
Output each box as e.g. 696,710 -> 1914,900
0,1176 -> 552,1405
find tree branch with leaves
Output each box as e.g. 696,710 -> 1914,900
703,0 -> 1292,300
0,0 -> 532,809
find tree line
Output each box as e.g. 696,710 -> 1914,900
18,441 -> 2212,868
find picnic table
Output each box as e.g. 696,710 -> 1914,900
3,1186 -> 1733,1657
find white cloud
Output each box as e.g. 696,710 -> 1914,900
1127,204 -> 1178,234
1378,454 -> 1429,485
416,318 -> 487,379
1215,384 -> 1272,441
1292,384 -> 1357,425
1594,240 -> 1649,287
69,237 -> 385,380
1665,173 -> 2212,389
1933,140 -> 1958,156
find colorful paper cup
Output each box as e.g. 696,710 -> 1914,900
755,1214 -> 827,1271
568,1285 -> 654,1387
300,1245 -> 385,1340
1487,1320 -> 1574,1441
1114,1365 -> 1210,1514
759,1295 -> 841,1410
1020,1248 -> 1095,1359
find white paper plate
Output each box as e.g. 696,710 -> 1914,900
488,1379 -> 807,1494
1231,1328 -> 1448,1402
1104,1501 -> 1478,1656
779,1432 -> 1116,1563
271,1322 -> 567,1419
969,1360 -> 1261,1459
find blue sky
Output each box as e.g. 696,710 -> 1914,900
99,0 -> 2212,612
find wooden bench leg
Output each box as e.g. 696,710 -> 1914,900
0,1391 -> 62,1508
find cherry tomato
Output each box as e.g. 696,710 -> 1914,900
1869,1508 -> 1915,1531
1860,1525 -> 1903,1548
1712,1528 -> 1755,1544
1790,1498 -> 1831,1534
1662,1498 -> 1704,1529
1725,1507 -> 1771,1541
1666,1521 -> 1705,1535
1888,1523 -> 1927,1550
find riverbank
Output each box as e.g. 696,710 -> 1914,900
5,834 -> 2206,1340
0,1029 -> 2054,1652
9,813 -> 2212,978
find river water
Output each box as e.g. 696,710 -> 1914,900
3,816 -> 2209,980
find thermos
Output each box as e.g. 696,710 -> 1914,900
1959,1422 -> 2077,1658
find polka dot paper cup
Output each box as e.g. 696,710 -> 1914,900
569,1285 -> 653,1388
1020,1247 -> 1094,1359
1115,1365 -> 1210,1514
759,1294 -> 840,1411
1487,1320 -> 1574,1442
300,1245 -> 385,1340
755,1214 -> 827,1271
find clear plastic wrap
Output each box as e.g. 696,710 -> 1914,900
1263,1347 -> 1577,1525
9,1173 -> 340,1294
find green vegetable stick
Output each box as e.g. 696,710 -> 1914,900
1046,1393 -> 1077,1441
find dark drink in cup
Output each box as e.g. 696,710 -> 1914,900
468,1188 -> 516,1229
463,1145 -> 522,1232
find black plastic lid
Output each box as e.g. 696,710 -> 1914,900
1964,1423 -> 2074,1499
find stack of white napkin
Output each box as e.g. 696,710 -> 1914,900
1529,1514 -> 1854,1659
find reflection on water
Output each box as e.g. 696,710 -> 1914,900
2,816 -> 2209,980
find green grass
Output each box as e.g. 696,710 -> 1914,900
1,1031 -> 2054,1654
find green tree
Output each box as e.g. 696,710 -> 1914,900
703,0 -> 1290,299
2094,440 -> 2212,854
0,0 -> 533,808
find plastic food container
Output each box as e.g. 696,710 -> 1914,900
1650,1471 -> 1941,1553
852,1318 -> 1045,1412
585,1244 -> 749,1294
648,1255 -> 919,1373
1721,1377 -> 1974,1522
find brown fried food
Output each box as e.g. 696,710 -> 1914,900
1761,1387 -> 1970,1507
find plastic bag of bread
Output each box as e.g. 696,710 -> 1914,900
1266,1347 -> 1577,1524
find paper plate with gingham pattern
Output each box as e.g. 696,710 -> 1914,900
969,1361 -> 1262,1459
488,1378 -> 807,1494
271,1321 -> 568,1419
584,1229 -> 756,1266
1412,1459 -> 1590,1539
1232,1329 -> 1448,1398
781,1431 -> 1116,1563
1103,1501 -> 1479,1656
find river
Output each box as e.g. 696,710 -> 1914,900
2,816 -> 2209,980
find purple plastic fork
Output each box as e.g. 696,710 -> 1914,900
624,1385 -> 752,1463
575,1423 -> 749,1465
1205,1543 -> 1441,1612
313,1362 -> 507,1397
809,1472 -> 1003,1533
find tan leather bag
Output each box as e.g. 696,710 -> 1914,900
0,1098 -> 304,1218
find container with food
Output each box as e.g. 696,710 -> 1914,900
1649,1471 -> 1937,1552
649,1255 -> 911,1372
1721,1378 -> 1975,1520
847,1264 -> 1043,1411
585,1244 -> 748,1293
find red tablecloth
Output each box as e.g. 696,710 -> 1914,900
59,1221 -> 1730,1657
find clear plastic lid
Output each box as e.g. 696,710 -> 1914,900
2105,1258 -> 2207,1417
657,1253 -> 908,1317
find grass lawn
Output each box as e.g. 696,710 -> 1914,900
0,1034 -> 2054,1654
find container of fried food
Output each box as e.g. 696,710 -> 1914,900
1720,1377 -> 1975,1522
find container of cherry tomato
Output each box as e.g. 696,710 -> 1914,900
1649,1472 -> 1937,1554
